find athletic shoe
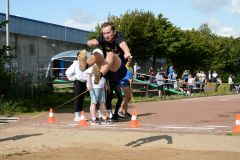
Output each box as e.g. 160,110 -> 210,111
107,117 -> 119,122
118,111 -> 124,117
78,49 -> 87,71
74,117 -> 81,122
123,112 -> 132,118
92,65 -> 100,84
91,119 -> 101,125
100,118 -> 113,124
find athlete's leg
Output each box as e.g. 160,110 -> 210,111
119,87 -> 131,114
99,101 -> 106,119
113,83 -> 123,116
100,52 -> 122,75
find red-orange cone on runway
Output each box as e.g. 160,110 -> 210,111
127,110 -> 141,128
45,108 -> 58,123
232,114 -> 240,133
77,111 -> 89,127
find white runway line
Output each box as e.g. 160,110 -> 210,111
66,124 -> 78,126
159,126 -> 215,130
123,128 -> 144,130
203,126 -> 232,128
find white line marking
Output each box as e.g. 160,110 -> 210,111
159,126 -> 215,130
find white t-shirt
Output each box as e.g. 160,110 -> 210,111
188,78 -> 194,85
86,65 -> 105,89
208,74 -> 211,79
228,77 -> 232,84
212,73 -> 218,78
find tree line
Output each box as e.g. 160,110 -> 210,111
87,9 -> 240,83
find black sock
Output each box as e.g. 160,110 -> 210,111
100,72 -> 103,78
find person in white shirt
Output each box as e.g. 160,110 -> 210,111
188,75 -> 194,95
65,51 -> 87,122
133,62 -> 141,79
212,70 -> 218,83
228,75 -> 233,84
86,49 -> 112,125
228,75 -> 233,92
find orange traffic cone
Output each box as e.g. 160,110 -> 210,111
232,114 -> 240,133
45,108 -> 58,123
77,111 -> 89,127
127,110 -> 141,128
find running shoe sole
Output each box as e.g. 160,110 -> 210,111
101,121 -> 113,124
91,121 -> 101,125
118,112 -> 124,117
92,65 -> 100,84
78,49 -> 87,71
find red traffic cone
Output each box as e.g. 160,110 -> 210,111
232,114 -> 240,133
127,110 -> 141,128
77,111 -> 89,127
45,108 -> 58,123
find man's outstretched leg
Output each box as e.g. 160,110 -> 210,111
79,49 -> 126,83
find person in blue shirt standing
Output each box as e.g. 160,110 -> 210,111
118,59 -> 133,118
168,65 -> 173,83
156,69 -> 165,99
184,70 -> 188,82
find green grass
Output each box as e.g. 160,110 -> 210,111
226,132 -> 240,136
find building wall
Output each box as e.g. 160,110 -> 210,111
0,31 -> 89,77
0,13 -> 89,44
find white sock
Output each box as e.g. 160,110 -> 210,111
78,112 -> 81,117
98,110 -> 102,118
75,112 -> 79,118
108,109 -> 113,118
102,116 -> 106,120
92,117 -> 96,121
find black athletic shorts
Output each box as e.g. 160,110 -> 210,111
104,61 -> 127,81
158,85 -> 164,91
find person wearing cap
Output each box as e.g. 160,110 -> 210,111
65,52 -> 87,122
156,69 -> 165,99
79,21 -> 131,85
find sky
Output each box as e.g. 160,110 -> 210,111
1,0 -> 240,37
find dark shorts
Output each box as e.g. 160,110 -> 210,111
121,84 -> 130,88
158,85 -> 163,91
104,61 -> 127,81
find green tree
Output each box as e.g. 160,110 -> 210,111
165,28 -> 221,77
211,36 -> 240,82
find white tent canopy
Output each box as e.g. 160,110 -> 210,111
48,49 -> 92,78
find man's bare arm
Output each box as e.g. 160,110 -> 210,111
87,39 -> 99,47
119,41 -> 131,59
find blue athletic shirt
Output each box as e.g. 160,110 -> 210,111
121,69 -> 132,85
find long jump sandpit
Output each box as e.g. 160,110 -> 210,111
0,94 -> 240,159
